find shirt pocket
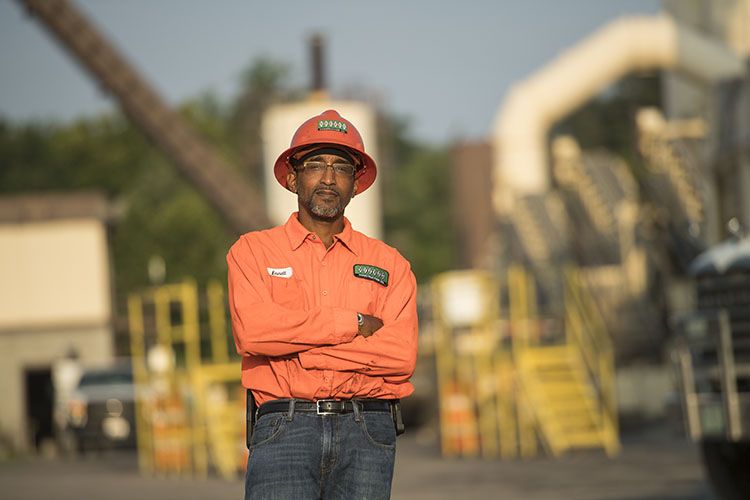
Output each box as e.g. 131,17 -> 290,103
348,277 -> 384,316
269,276 -> 306,310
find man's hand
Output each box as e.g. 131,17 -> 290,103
357,314 -> 383,338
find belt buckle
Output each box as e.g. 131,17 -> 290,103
316,400 -> 338,415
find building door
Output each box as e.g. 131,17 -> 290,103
25,368 -> 54,451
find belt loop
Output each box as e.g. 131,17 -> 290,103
352,400 -> 363,422
285,399 -> 296,421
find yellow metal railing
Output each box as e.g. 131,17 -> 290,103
127,293 -> 153,473
508,265 -> 538,352
513,265 -> 619,456
431,270 -> 506,458
127,279 -> 245,479
563,267 -> 620,456
506,265 -> 540,457
207,281 -> 229,364
431,265 -> 619,459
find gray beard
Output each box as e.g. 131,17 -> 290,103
299,185 -> 351,221
308,200 -> 342,219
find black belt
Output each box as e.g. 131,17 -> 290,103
257,399 -> 393,418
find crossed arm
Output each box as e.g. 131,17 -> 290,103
227,241 -> 418,381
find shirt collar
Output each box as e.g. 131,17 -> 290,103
284,212 -> 359,256
334,216 -> 358,255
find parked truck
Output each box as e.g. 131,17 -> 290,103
673,234 -> 750,500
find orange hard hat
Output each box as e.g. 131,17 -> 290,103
273,109 -> 377,194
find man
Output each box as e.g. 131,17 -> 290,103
227,109 -> 418,499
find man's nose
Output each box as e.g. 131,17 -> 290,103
320,165 -> 337,184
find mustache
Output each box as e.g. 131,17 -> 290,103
313,186 -> 341,197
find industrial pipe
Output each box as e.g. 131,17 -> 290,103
492,15 -> 746,215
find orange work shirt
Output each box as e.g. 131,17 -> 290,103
227,213 -> 418,405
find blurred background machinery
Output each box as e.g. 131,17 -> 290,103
431,267 -> 618,459
441,0 -> 750,495
672,234 -> 750,499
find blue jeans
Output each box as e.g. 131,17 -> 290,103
245,401 -> 397,499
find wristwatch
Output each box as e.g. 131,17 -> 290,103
357,312 -> 364,327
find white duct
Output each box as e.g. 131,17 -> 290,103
492,15 -> 746,215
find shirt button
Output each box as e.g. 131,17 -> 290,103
322,290 -> 328,296
311,235 -> 316,240
321,261 -> 327,266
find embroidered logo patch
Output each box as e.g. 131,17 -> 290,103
353,264 -> 389,287
317,119 -> 348,133
267,267 -> 293,278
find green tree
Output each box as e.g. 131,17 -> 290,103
0,57 -> 456,293
0,101 -> 237,296
379,114 -> 456,282
0,115 -> 151,196
228,58 -> 300,185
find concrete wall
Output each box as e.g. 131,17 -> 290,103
0,218 -> 111,329
0,212 -> 113,451
0,326 -> 112,452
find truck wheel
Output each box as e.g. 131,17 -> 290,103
700,439 -> 750,500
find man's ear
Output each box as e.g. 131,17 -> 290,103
286,171 -> 298,193
352,178 -> 359,196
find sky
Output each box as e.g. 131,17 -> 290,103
0,0 -> 660,145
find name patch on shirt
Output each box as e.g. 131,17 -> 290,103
353,264 -> 389,287
267,267 -> 293,279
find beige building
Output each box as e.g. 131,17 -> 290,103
0,192 -> 114,452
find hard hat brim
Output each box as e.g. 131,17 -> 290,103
273,143 -> 377,195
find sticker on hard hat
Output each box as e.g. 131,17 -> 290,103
318,120 -> 348,133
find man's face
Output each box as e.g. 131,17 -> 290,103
287,151 -> 359,221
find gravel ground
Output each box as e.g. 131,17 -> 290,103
0,426 -> 715,500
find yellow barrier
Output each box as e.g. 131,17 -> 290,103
431,265 -> 620,459
127,279 -> 245,479
431,270 -> 506,458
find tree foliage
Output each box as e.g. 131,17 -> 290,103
378,115 -> 455,282
0,58 -> 455,302
0,109 -> 235,295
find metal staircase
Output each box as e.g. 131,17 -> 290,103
516,345 -> 609,454
510,266 -> 620,457
552,137 -> 638,265
636,108 -> 708,267
509,194 -> 570,313
430,267 -> 620,459
510,194 -> 569,265
637,109 -> 706,229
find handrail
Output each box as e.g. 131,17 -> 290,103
563,266 -> 620,455
508,265 -> 537,352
